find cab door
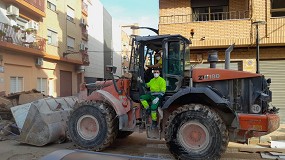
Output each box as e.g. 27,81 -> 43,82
162,38 -> 186,92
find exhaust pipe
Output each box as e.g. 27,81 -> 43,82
225,43 -> 235,69
208,50 -> 218,68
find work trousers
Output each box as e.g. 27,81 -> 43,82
140,93 -> 160,121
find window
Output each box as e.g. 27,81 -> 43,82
271,0 -> 285,17
10,77 -> 23,93
166,42 -> 184,75
67,6 -> 75,22
67,36 -> 75,49
47,29 -> 58,46
47,0 -> 56,11
192,0 -> 229,21
37,78 -> 48,95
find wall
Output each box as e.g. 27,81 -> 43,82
42,0 -> 82,61
103,7 -> 113,79
112,21 -> 122,76
84,0 -> 104,79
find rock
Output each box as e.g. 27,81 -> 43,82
18,93 -> 44,105
0,120 -> 13,136
0,97 -> 13,111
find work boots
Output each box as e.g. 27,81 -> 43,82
151,121 -> 157,129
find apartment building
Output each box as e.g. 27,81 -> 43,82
159,0 -> 285,122
120,24 -> 140,76
84,0 -> 122,82
0,0 -> 89,97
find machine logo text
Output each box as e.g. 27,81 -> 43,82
198,74 -> 220,80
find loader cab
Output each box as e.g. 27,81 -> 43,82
129,35 -> 191,102
162,39 -> 188,92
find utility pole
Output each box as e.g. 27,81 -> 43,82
252,21 -> 266,74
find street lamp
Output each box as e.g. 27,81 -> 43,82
252,20 -> 266,74
130,25 -> 159,35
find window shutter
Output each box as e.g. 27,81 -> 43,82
10,77 -> 17,93
67,36 -> 75,48
67,6 -> 75,18
17,77 -> 23,92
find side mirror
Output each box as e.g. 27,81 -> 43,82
105,65 -> 117,74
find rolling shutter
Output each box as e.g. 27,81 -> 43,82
260,60 -> 285,123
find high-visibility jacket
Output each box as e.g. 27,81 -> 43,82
146,76 -> 166,93
157,58 -> 162,68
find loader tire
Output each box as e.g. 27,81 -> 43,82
67,101 -> 118,151
117,131 -> 133,139
165,104 -> 229,160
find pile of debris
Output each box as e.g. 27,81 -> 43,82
0,89 -> 47,141
239,124 -> 285,159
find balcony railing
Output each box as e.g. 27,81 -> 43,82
160,10 -> 249,24
82,28 -> 88,40
24,0 -> 45,12
81,50 -> 90,66
82,2 -> 88,15
0,22 -> 46,52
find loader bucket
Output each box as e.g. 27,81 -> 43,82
11,97 -> 78,146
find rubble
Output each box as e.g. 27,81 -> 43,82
0,89 -> 47,116
0,96 -> 13,109
0,120 -> 19,141
0,89 -> 47,141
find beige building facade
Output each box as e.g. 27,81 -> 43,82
0,0 -> 89,97
159,0 -> 285,122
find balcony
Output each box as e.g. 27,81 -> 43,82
82,2 -> 88,16
159,10 -> 285,48
160,11 -> 249,24
0,22 -> 46,54
81,50 -> 90,66
24,0 -> 45,12
81,27 -> 88,40
2,0 -> 45,18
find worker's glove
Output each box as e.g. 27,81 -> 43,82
152,97 -> 159,104
137,76 -> 143,83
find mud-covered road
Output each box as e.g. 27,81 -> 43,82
0,132 -> 265,160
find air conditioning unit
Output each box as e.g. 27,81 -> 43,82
7,5 -> 19,17
79,43 -> 85,51
26,20 -> 39,30
35,57 -> 43,66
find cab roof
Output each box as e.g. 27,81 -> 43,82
134,34 -> 191,52
135,34 -> 191,44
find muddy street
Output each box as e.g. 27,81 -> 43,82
0,132 -> 265,160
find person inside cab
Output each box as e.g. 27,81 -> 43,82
146,51 -> 162,69
138,69 -> 166,129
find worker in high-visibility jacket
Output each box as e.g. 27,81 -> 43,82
138,69 -> 166,129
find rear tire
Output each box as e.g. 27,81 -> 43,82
67,101 -> 118,151
165,104 -> 229,160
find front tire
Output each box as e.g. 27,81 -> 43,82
165,104 -> 229,160
67,101 -> 118,151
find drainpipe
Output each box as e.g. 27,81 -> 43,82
207,50 -> 218,68
225,43 -> 235,69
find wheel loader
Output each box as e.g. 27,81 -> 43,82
67,34 -> 280,160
